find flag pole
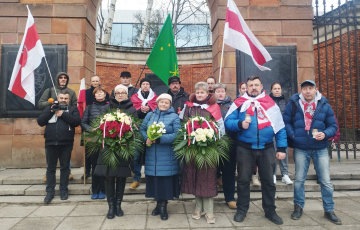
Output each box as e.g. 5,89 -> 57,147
44,57 -> 58,98
134,62 -> 147,88
218,37 -> 225,83
83,102 -> 86,186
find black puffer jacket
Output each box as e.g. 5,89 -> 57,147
94,98 -> 138,178
269,93 -> 286,115
167,87 -> 190,113
217,96 -> 237,140
81,100 -> 110,131
37,105 -> 81,146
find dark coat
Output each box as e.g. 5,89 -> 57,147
269,93 -> 286,115
217,96 -> 237,140
283,93 -> 338,150
37,105 -> 81,146
80,100 -> 110,131
94,98 -> 138,178
140,107 -> 181,176
167,87 -> 189,113
85,86 -> 110,106
111,86 -> 139,100
181,93 -> 218,197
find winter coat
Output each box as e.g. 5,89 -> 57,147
167,87 -> 190,113
269,93 -> 286,115
283,93 -> 338,150
80,100 -> 110,131
225,96 -> 288,152
140,107 -> 181,176
181,93 -> 218,197
85,86 -> 110,106
217,96 -> 237,140
94,98 -> 138,178
37,105 -> 81,146
111,86 -> 139,100
38,72 -> 78,110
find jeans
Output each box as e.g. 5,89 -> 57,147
219,149 -> 237,202
91,154 -> 105,194
293,148 -> 334,212
45,145 -> 73,194
236,145 -> 276,213
273,138 -> 289,176
133,151 -> 142,182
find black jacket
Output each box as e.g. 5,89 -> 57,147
167,87 -> 189,113
111,86 -> 139,100
37,105 -> 81,146
81,100 -> 111,131
109,98 -> 138,118
269,93 -> 286,115
85,86 -> 110,106
135,91 -> 154,119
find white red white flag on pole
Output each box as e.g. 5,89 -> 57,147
8,6 -> 45,105
224,0 -> 272,71
77,78 -> 86,118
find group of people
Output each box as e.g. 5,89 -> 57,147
36,71 -> 342,226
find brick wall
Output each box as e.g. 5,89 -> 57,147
314,30 -> 360,129
96,62 -> 213,96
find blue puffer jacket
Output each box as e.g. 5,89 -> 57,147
224,104 -> 288,152
283,93 -> 337,150
140,107 -> 181,176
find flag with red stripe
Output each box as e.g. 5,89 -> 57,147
8,6 -> 45,105
224,0 -> 271,71
77,78 -> 86,118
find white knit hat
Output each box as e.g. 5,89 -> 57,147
114,84 -> 128,95
156,93 -> 172,103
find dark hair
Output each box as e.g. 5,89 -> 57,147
246,75 -> 261,83
239,82 -> 246,88
93,86 -> 108,96
207,76 -> 216,83
58,90 -> 69,96
271,82 -> 282,90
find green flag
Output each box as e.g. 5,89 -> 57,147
147,14 -> 179,87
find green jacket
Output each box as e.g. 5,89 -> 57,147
38,72 -> 78,109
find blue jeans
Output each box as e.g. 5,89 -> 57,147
133,151 -> 142,182
294,148 -> 334,211
273,138 -> 289,176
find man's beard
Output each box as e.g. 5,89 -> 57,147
59,101 -> 68,106
171,88 -> 179,93
249,91 -> 260,96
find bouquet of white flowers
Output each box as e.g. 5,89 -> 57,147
146,121 -> 166,146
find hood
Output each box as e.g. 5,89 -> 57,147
189,93 -> 217,105
269,93 -> 285,100
55,72 -> 69,89
153,106 -> 176,115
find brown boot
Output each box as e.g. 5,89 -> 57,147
227,201 -> 237,209
129,181 -> 140,190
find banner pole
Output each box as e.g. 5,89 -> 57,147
44,57 -> 58,98
218,38 -> 225,83
83,101 -> 86,186
134,62 -> 147,88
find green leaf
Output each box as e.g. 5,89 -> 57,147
173,139 -> 188,151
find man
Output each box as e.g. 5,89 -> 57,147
225,75 -> 287,225
167,76 -> 189,114
38,72 -> 78,109
81,76 -> 110,180
206,76 -> 216,93
37,91 -> 81,204
111,71 -> 139,99
129,78 -> 158,189
283,80 -> 341,225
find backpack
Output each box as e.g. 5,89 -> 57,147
287,101 -> 297,148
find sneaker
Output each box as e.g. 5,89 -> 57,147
98,192 -> 106,199
282,175 -> 293,185
129,181 -> 140,190
324,211 -> 342,225
265,210 -> 283,225
252,174 -> 261,186
69,173 -> 73,180
205,213 -> 216,224
43,175 -> 47,182
44,193 -> 54,204
291,204 -> 303,220
91,193 -> 99,199
227,201 -> 237,209
192,210 -> 202,220
234,210 -> 246,222
273,175 -> 277,184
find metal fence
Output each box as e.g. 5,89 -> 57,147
313,0 -> 360,159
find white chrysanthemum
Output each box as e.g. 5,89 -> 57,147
195,134 -> 202,142
153,121 -> 157,124
124,116 -> 130,125
192,117 -> 199,121
190,131 -> 196,136
195,128 -> 204,135
159,122 -> 165,128
151,125 -> 155,128
152,130 -> 156,133
107,115 -> 115,122
206,132 -> 213,138
157,130 -> 162,134
156,124 -> 160,127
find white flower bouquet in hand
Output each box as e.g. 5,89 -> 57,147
146,121 -> 166,146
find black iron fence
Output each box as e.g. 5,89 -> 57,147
313,0 -> 360,159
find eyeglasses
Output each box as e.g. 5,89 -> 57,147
115,92 -> 127,95
59,76 -> 67,79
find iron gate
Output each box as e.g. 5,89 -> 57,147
313,0 -> 360,159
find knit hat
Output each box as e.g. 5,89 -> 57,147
168,76 -> 181,85
156,93 -> 172,104
120,71 -> 131,78
114,84 -> 128,95
140,78 -> 151,87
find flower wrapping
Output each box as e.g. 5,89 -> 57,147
146,122 -> 166,146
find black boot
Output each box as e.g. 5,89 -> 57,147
152,201 -> 161,216
159,200 -> 168,221
105,179 -> 116,219
115,178 -> 125,217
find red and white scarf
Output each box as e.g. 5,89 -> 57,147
130,88 -> 158,111
225,91 -> 285,134
301,100 -> 316,131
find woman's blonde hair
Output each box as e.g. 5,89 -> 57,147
194,82 -> 209,92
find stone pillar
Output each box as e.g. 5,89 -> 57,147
209,0 -> 314,98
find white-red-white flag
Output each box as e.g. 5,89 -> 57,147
8,6 -> 45,105
77,78 -> 86,118
224,0 -> 272,71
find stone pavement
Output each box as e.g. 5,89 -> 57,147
1,197 -> 360,230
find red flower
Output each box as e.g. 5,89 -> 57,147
193,121 -> 200,129
109,132 -> 117,138
122,124 -> 130,133
201,122 -> 209,129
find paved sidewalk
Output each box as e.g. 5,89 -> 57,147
1,197 -> 360,230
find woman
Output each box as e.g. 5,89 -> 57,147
214,83 -> 237,210
180,82 -> 222,224
140,93 -> 181,221
238,82 -> 246,97
81,86 -> 109,201
270,82 -> 293,185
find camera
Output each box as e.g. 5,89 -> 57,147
52,100 -> 68,111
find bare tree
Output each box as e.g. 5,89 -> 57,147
96,1 -> 105,43
131,10 -> 163,47
103,0 -> 117,44
137,0 -> 154,47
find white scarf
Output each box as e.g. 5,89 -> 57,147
137,88 -> 155,106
